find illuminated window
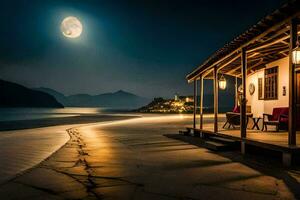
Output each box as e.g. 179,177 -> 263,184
264,66 -> 278,100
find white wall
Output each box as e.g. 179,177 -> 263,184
246,70 -> 264,117
246,57 -> 289,117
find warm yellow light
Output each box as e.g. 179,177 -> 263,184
185,97 -> 189,102
292,47 -> 300,64
219,75 -> 227,90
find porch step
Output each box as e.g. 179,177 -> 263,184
203,136 -> 239,151
209,136 -> 237,144
170,133 -> 239,152
179,130 -> 191,136
203,141 -> 229,151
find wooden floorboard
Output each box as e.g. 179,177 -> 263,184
196,122 -> 300,153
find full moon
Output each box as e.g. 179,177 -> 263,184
61,16 -> 83,38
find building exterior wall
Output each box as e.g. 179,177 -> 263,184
246,70 -> 264,117
246,56 -> 289,117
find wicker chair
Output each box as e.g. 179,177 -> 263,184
223,106 -> 253,129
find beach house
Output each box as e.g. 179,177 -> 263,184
186,0 -> 300,166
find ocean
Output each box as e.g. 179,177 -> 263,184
0,107 -> 114,122
0,107 -> 228,122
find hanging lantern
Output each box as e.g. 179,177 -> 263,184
218,74 -> 227,90
292,46 -> 300,65
238,85 -> 243,93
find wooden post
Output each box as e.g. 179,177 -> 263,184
214,66 -> 218,133
241,141 -> 246,155
200,75 -> 203,130
282,152 -> 292,167
241,48 -> 247,138
235,76 -> 238,106
288,19 -> 297,146
193,79 -> 197,129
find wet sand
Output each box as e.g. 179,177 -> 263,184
0,114 -> 299,199
0,114 -> 139,131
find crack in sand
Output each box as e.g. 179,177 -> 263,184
44,128 -> 144,199
14,181 -> 59,196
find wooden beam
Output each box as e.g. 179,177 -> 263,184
247,58 -> 265,72
225,53 -> 259,75
200,75 -> 203,130
188,67 -> 213,83
256,45 -> 287,54
217,53 -> 240,72
280,40 -> 289,45
226,57 -> 265,77
225,73 -> 242,78
241,48 -> 247,139
288,18 -> 297,146
213,66 -> 218,133
202,68 -> 214,78
248,30 -> 300,53
226,66 -> 241,75
235,77 -> 238,106
193,80 -> 197,129
279,50 -> 289,57
187,11 -> 300,81
247,26 -> 289,50
246,56 -> 267,62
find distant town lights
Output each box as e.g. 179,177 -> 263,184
218,74 -> 227,90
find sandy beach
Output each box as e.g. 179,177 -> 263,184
0,114 -> 138,185
0,114 -> 299,199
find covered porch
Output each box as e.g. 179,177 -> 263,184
193,115 -> 295,148
186,1 -> 300,166
201,121 -> 296,148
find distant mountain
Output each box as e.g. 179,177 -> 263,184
0,80 -> 63,108
67,94 -> 93,107
35,88 -> 150,109
34,87 -> 69,105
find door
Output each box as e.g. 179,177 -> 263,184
296,73 -> 300,130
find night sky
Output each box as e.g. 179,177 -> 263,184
0,0 -> 287,98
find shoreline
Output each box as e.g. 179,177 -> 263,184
0,114 -> 140,131
0,112 -> 221,132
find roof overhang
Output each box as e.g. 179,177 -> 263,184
187,0 -> 300,82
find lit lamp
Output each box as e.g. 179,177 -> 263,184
292,46 -> 300,65
218,74 -> 227,90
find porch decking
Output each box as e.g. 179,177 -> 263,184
200,121 -> 300,152
182,113 -> 300,166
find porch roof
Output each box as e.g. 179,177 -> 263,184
186,0 -> 300,81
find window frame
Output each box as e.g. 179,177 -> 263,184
264,66 -> 278,100
258,77 -> 263,100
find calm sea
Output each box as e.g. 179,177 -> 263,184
0,107 -> 117,122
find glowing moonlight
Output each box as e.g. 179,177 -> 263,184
61,16 -> 83,38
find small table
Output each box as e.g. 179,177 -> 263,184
251,117 -> 262,130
